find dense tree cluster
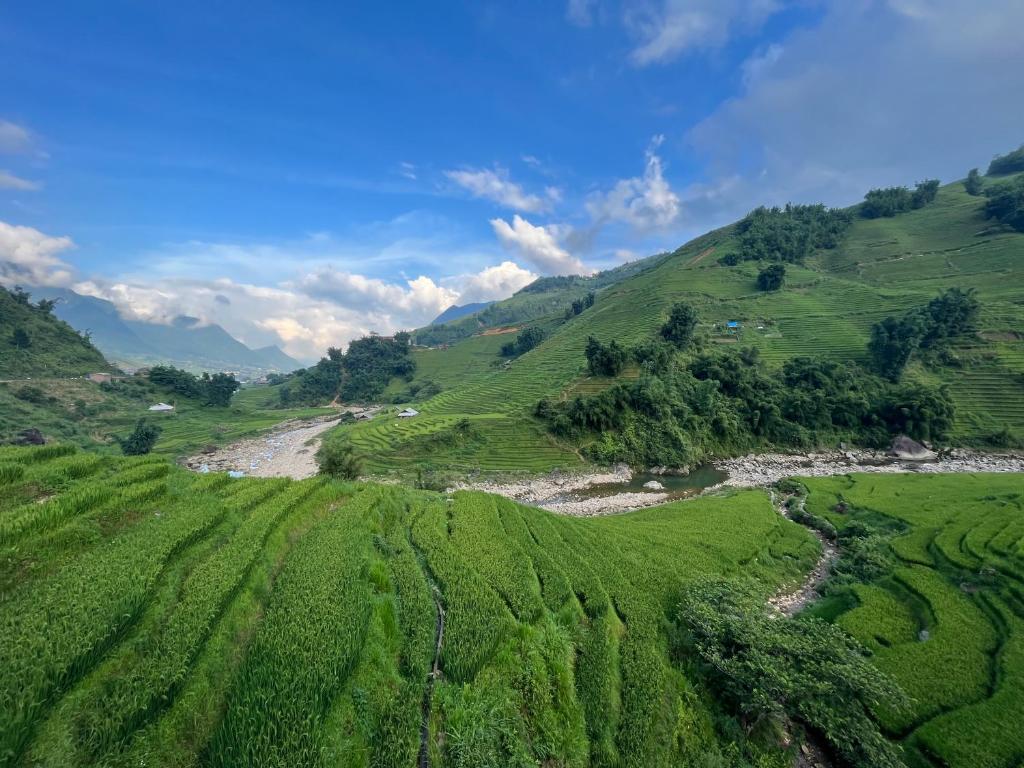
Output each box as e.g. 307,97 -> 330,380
728,204 -> 851,264
756,263 -> 786,292
986,145 -> 1024,176
983,174 -> 1024,232
280,333 -> 415,406
148,366 -> 239,406
315,439 -> 362,479
500,327 -> 545,357
869,288 -> 980,380
675,580 -> 907,768
585,336 -> 629,376
539,335 -> 956,467
861,179 -> 940,218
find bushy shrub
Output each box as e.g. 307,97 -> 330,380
735,204 -> 851,263
983,175 -> 1024,232
315,440 -> 362,479
116,419 -> 162,455
986,144 -> 1024,176
861,179 -> 940,218
964,168 -> 983,196
500,327 -> 545,357
585,337 -> 628,376
756,263 -> 786,291
660,302 -> 699,349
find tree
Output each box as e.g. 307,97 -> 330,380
756,263 -> 786,292
987,144 -> 1024,176
11,327 -> 31,349
202,372 -> 239,406
676,580 -> 907,768
500,327 -> 545,357
868,314 -> 925,381
964,167 -> 983,196
316,440 -> 362,479
660,302 -> 699,348
921,287 -> 979,347
862,179 -> 940,218
585,337 -> 628,377
881,384 -> 955,442
983,175 -> 1024,232
116,419 -> 162,455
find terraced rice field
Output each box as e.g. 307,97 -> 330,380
801,473 -> 1024,768
0,444 -> 818,767
334,180 -> 1022,473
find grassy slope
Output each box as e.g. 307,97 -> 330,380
801,473 -> 1024,768
339,178 -> 1023,475
0,288 -> 113,379
0,448 -> 816,768
0,377 -> 327,456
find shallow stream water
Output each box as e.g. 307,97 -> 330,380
569,465 -> 728,502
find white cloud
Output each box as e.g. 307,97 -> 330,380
0,221 -> 76,287
445,167 -> 550,212
491,215 -> 591,275
626,0 -> 782,66
0,170 -> 42,191
0,215 -> 548,361
0,120 -> 34,154
398,161 -> 417,180
685,0 -> 1024,223
586,135 -> 680,231
448,260 -> 538,304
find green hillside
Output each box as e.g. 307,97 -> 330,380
0,286 -> 113,379
3,447 -> 1021,767
334,175 -> 1024,475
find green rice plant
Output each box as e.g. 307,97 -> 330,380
0,463 -> 24,485
205,488 -> 375,767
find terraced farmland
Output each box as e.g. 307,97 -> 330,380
801,473 -> 1024,768
338,179 -> 1023,473
0,443 -> 822,767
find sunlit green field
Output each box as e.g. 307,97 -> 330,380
0,445 -> 815,768
802,473 -> 1024,768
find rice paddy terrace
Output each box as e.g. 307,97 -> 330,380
3,446 -> 1024,766
339,177 -> 1024,475
801,473 -> 1024,768
0,444 -> 818,768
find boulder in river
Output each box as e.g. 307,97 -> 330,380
889,435 -> 937,461
643,480 -> 665,490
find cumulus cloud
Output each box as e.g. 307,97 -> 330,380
586,135 -> 681,231
448,261 -> 538,304
684,0 -> 1024,223
0,218 -> 541,361
626,0 -> 782,66
491,215 -> 591,275
0,170 -> 42,191
0,221 -> 76,287
445,167 -> 551,212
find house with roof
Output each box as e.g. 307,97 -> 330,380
148,402 -> 175,412
397,408 -> 419,418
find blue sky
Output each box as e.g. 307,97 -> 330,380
1,1 -> 1022,360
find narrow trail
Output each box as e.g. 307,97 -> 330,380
768,489 -> 838,617
417,585 -> 445,768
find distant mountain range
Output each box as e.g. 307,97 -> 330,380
29,287 -> 300,375
431,301 -> 493,325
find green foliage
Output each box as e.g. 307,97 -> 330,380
986,144 -> 1024,175
11,327 -> 31,349
659,301 -> 699,348
500,326 -> 545,357
964,167 -> 983,195
983,174 -> 1024,232
676,579 -> 907,768
116,419 -> 162,455
862,180 -> 940,218
869,288 -> 980,380
879,383 -> 955,442
280,334 -> 415,405
756,263 -> 786,292
315,439 -> 363,479
565,291 -> 596,319
585,336 -> 629,376
735,203 -> 851,263
148,365 -> 239,406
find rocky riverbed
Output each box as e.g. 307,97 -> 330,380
711,448 -> 1024,490
184,407 -> 380,479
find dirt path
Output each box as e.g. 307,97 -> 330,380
768,490 -> 838,617
418,585 -> 445,768
184,407 -> 379,479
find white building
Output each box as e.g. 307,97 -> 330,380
148,402 -> 175,412
397,408 -> 419,418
